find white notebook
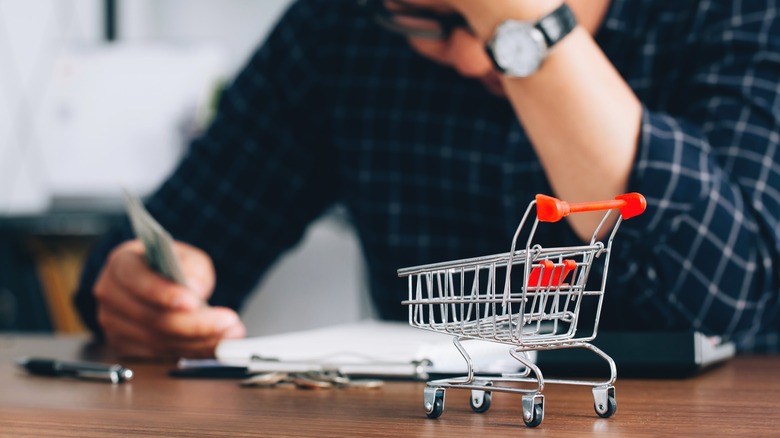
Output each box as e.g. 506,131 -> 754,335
214,320 -> 532,379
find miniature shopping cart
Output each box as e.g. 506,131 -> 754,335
398,193 -> 646,427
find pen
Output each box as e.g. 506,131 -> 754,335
16,357 -> 134,384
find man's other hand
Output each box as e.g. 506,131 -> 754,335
93,240 -> 246,359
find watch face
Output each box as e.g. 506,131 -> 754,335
492,21 -> 546,77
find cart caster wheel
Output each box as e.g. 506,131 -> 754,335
427,397 -> 444,419
523,404 -> 544,428
595,395 -> 617,418
593,386 -> 617,418
469,389 -> 492,413
521,394 -> 544,428
424,387 -> 445,419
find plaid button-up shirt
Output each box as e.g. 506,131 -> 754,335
76,0 -> 780,352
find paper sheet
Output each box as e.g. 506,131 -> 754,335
216,320 -> 535,377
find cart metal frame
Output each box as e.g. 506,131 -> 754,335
399,193 -> 646,427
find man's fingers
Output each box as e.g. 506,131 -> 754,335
100,308 -> 161,358
107,242 -> 200,310
174,242 -> 215,301
106,329 -> 222,359
95,274 -> 159,324
154,307 -> 243,339
100,306 -> 242,359
94,239 -> 230,359
101,296 -> 242,340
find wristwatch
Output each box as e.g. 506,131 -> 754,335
485,2 -> 577,77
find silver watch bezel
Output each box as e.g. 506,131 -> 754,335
488,20 -> 548,78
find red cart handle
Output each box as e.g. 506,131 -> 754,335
535,193 -> 646,223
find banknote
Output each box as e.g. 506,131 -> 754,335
122,188 -> 187,284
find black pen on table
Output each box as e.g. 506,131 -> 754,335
16,357 -> 134,384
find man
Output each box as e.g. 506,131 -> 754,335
74,0 -> 780,358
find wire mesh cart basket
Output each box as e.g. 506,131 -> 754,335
398,193 -> 646,427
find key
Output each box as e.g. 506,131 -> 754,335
307,371 -> 351,386
306,371 -> 384,389
240,371 -> 289,387
289,373 -> 333,389
342,378 -> 384,389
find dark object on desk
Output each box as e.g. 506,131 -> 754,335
169,359 -> 251,379
17,357 -> 134,383
169,365 -> 252,379
536,331 -> 736,378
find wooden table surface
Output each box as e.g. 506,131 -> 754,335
1,335 -> 778,437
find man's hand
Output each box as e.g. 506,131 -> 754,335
394,0 -> 638,241
93,240 -> 246,359
397,0 -> 563,40
394,0 -> 564,95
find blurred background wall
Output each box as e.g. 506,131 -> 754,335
0,0 -> 372,336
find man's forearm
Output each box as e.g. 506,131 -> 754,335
454,0 -> 642,240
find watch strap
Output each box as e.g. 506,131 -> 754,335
535,2 -> 577,47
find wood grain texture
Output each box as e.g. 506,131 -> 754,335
1,335 -> 777,437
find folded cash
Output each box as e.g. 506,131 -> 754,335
122,188 -> 187,284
